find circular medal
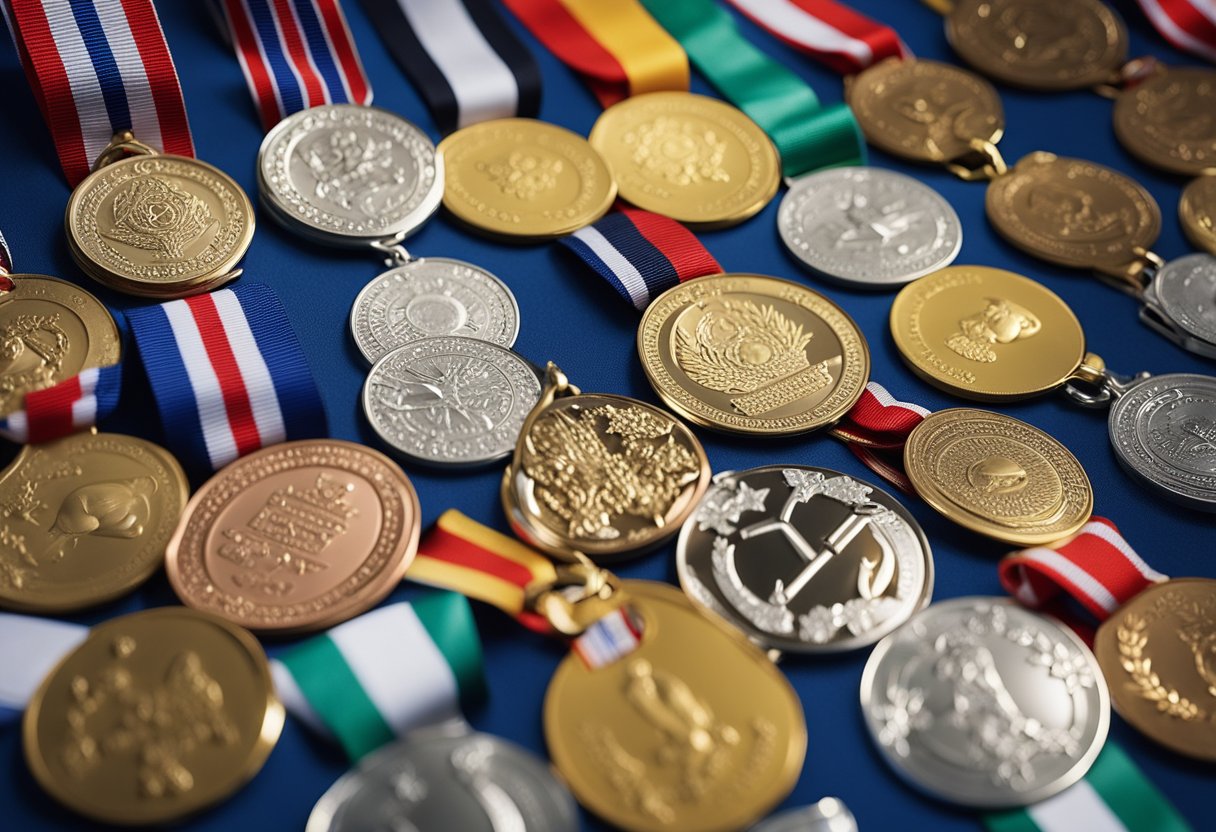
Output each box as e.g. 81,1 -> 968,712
638,274 -> 869,435
363,336 -> 541,468
1093,578 -> 1216,760
1179,175 -> 1216,257
0,275 -> 120,417
588,92 -> 779,228
1141,253 -> 1216,356
67,154 -> 253,297
1107,373 -> 1216,512
0,432 -> 187,613
438,119 -> 616,240
861,597 -> 1108,808
259,104 -> 443,246
165,439 -> 421,633
677,465 -> 933,654
945,0 -> 1127,91
1113,68 -> 1216,176
503,387 -> 710,561
777,167 -> 962,287
751,799 -> 857,832
905,409 -> 1093,545
846,58 -> 1004,164
544,580 -> 806,832
890,266 -> 1086,401
985,152 -> 1161,272
23,607 -> 283,825
349,257 -> 520,363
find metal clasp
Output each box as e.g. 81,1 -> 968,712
1094,56 -> 1163,99
1063,352 -> 1151,408
1092,247 -> 1164,297
370,232 -> 415,268
523,553 -> 624,637
91,130 -> 158,172
945,138 -> 1008,182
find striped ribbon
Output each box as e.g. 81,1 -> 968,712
559,208 -> 722,310
125,282 -> 326,473
1136,0 -> 1216,64
828,381 -> 930,495
0,363 -> 122,443
503,0 -> 687,106
724,0 -> 910,74
360,0 -> 541,133
4,0 -> 194,185
219,0 -> 372,130
0,228 -> 11,274
572,605 -> 641,669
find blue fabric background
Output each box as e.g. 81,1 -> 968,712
0,1 -> 1212,829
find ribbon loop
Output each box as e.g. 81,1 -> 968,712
0,363 -> 122,443
829,381 -> 929,494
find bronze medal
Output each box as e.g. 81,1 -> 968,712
1113,68 -> 1216,176
1180,175 -> 1216,257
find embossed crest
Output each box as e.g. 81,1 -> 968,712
1113,68 -> 1216,176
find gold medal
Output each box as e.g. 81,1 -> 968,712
503,365 -> 710,562
1113,68 -> 1216,176
544,580 -> 805,832
638,274 -> 869,435
904,408 -> 1093,545
1180,175 -> 1216,256
66,132 -> 254,298
438,118 -> 617,240
23,607 -> 282,825
0,275 -> 119,417
0,431 -> 187,613
588,92 -> 780,229
1093,578 -> 1216,761
945,0 -> 1128,91
890,265 -> 1088,401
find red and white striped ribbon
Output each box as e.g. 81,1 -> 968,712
830,381 -> 929,494
1137,0 -> 1216,64
1000,518 -> 1168,621
724,0 -> 909,74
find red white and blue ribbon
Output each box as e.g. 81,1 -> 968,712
125,282 -> 326,473
572,606 -> 642,669
3,0 -> 194,185
359,0 -> 540,133
560,208 -> 722,310
1136,0 -> 1216,64
724,0 -> 910,74
220,0 -> 372,131
0,363 -> 122,443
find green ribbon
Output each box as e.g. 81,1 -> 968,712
640,0 -> 865,177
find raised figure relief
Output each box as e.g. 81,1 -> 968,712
993,6 -> 1089,66
301,129 -> 409,217
43,477 -> 158,560
1117,591 -> 1216,721
371,355 -> 513,435
478,152 -> 563,200
946,298 -> 1041,363
1026,182 -> 1132,242
834,193 -> 923,250
0,313 -> 69,406
105,176 -> 216,259
625,118 -> 731,186
967,456 -> 1029,495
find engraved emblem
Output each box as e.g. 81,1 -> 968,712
624,117 -> 730,186
301,129 -> 409,217
1117,590 -> 1216,721
45,477 -> 158,559
834,194 -> 923,250
1,456 -> 83,577
370,355 -> 514,436
105,176 -> 216,259
946,298 -> 1042,363
0,313 -> 69,403
478,152 -> 563,200
967,456 -> 1028,494
1026,181 -> 1133,242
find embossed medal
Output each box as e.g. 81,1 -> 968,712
1180,175 -> 1216,256
1112,68 -> 1216,177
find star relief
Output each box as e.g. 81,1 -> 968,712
694,480 -> 770,535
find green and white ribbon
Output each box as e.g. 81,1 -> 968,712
984,744 -> 1193,832
272,592 -> 487,760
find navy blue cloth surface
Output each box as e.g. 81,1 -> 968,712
0,1 -> 1212,829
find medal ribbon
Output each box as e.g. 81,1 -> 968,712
3,0 -> 194,185
360,0 -> 541,133
0,229 -> 11,274
639,0 -> 866,177
828,381 -> 930,495
1136,0 -> 1216,64
0,363 -> 122,443
219,0 -> 372,131
723,0 -> 909,74
502,0 -> 688,106
125,282 -> 327,473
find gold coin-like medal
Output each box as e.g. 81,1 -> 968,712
845,58 -> 1004,164
904,408 -> 1093,545
638,274 -> 869,435
0,432 -> 187,613
23,607 -> 283,825
0,275 -> 119,417
1094,578 -> 1216,761
1180,175 -> 1216,256
503,366 -> 710,562
945,0 -> 1127,91
438,118 -> 617,240
544,580 -> 806,832
588,92 -> 780,229
66,139 -> 254,298
1113,68 -> 1216,176
166,439 -> 420,634
985,152 -> 1161,273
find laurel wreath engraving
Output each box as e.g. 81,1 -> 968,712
1116,614 -> 1205,721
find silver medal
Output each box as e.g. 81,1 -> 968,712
678,466 -> 933,654
1140,253 -> 1216,359
777,167 -> 962,287
350,258 -> 521,363
307,731 -> 579,832
1107,372 -> 1216,512
749,798 -> 857,832
258,104 -> 443,246
860,597 -> 1109,808
362,336 -> 541,468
